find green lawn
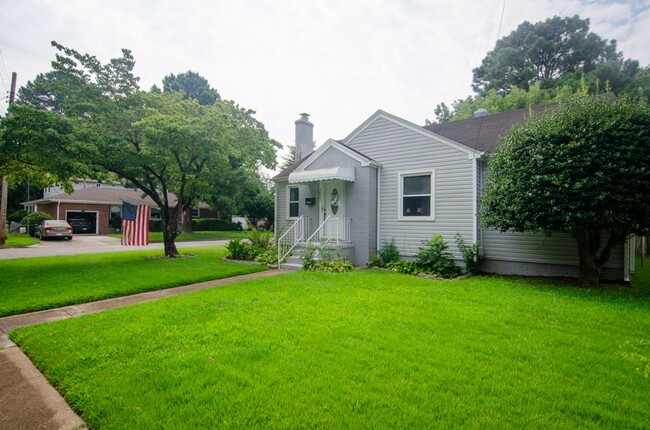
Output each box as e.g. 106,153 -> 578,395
0,246 -> 265,317
0,233 -> 39,248
11,258 -> 650,429
106,230 -> 247,242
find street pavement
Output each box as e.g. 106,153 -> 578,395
0,235 -> 230,259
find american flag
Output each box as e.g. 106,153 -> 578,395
121,201 -> 150,246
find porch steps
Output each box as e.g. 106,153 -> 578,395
280,254 -> 303,271
279,242 -> 355,271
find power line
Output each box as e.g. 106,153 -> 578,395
0,69 -> 6,93
496,0 -> 507,41
0,48 -> 8,92
0,48 -> 10,81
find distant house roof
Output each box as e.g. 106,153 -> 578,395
424,104 -> 555,154
24,187 -> 210,209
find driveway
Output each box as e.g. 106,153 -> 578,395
0,235 -> 229,260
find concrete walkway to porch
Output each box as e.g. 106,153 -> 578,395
0,269 -> 285,430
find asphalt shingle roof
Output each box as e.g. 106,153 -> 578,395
274,104 -> 556,180
27,187 -> 210,208
423,104 -> 555,154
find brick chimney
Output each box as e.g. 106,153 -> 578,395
295,113 -> 314,161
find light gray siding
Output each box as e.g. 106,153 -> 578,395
347,117 -> 475,260
305,147 -> 360,170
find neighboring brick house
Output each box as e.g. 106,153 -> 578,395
24,187 -> 217,235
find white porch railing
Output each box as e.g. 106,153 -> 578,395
277,216 -> 304,266
306,216 -> 351,245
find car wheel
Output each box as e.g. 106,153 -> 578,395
67,237 -> 73,241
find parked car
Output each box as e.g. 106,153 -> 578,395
35,220 -> 73,240
68,218 -> 93,234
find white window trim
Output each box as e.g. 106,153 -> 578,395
398,170 -> 435,221
286,185 -> 300,220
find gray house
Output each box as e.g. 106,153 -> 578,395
273,109 -> 636,281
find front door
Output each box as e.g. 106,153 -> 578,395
320,180 -> 346,240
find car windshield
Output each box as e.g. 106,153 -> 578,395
45,221 -> 70,227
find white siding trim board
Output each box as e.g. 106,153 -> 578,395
472,158 -> 478,245
286,185 -> 300,220
295,139 -> 379,172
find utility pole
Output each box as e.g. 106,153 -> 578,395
0,72 -> 17,244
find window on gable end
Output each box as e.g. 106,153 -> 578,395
399,171 -> 434,220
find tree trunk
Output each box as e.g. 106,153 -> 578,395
163,223 -> 179,257
182,208 -> 193,234
573,228 -> 622,286
574,227 -> 600,286
576,239 -> 601,286
162,207 -> 182,258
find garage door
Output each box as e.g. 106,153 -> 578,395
66,212 -> 97,234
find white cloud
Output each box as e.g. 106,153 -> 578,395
1,0 -> 649,171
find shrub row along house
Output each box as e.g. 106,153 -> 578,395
23,180 -> 218,234
273,109 -> 637,281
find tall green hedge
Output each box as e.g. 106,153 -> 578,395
20,211 -> 54,236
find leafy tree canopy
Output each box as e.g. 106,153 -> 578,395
426,82 -> 576,124
1,42 -> 279,257
472,15 -> 631,94
207,166 -> 274,227
480,93 -> 650,285
161,70 -> 220,106
279,145 -> 296,170
427,15 -> 648,124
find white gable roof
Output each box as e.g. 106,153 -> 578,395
293,139 -> 380,173
343,110 -> 483,159
289,166 -> 356,183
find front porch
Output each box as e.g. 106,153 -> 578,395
277,215 -> 354,270
273,133 -> 379,268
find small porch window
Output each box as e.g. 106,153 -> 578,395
399,171 -> 434,220
288,186 -> 299,218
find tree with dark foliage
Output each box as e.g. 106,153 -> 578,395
481,94 -> 650,285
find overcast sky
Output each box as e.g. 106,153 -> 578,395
1,0 -> 649,172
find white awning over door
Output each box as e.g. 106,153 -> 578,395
288,167 -> 355,183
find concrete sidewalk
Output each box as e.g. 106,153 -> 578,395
0,236 -> 231,260
0,269 -> 284,430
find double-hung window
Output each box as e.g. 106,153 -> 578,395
288,187 -> 299,218
399,171 -> 434,220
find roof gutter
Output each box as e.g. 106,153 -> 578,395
22,199 -> 153,206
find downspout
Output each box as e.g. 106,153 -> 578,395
472,157 -> 478,245
56,201 -> 60,220
376,165 -> 381,250
274,183 -> 278,239
623,237 -> 630,282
